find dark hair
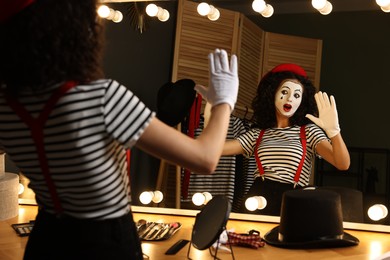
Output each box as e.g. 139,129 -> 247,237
0,0 -> 104,95
251,71 -> 318,129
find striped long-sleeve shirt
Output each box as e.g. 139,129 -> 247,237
0,79 -> 154,219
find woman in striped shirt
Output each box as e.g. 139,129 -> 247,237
0,0 -> 238,259
221,63 -> 350,216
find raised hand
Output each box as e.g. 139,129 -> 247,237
306,91 -> 340,138
194,49 -> 239,111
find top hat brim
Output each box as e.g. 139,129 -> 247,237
264,226 -> 359,249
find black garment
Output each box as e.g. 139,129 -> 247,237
240,178 -> 304,216
24,210 -> 143,260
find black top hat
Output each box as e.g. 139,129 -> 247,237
318,186 -> 364,223
156,79 -> 196,127
264,188 -> 359,249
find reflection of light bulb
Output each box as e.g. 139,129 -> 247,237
112,11 -> 123,23
197,2 -> 211,16
207,7 -> 220,21
312,0 -> 327,10
18,183 -> 25,195
245,196 -> 267,211
140,191 -> 153,204
146,3 -> 159,17
261,4 -> 274,18
192,192 -> 212,206
152,191 -> 164,203
157,9 -> 170,22
369,241 -> 384,260
319,1 -> 332,15
380,5 -> 390,12
376,0 -> 390,7
139,191 -> 164,204
106,8 -> 116,20
245,197 -> 258,211
368,204 -> 388,221
252,0 -> 266,13
97,5 -> 110,18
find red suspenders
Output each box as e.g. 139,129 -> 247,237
181,94 -> 202,199
254,125 -> 306,188
4,81 -> 78,215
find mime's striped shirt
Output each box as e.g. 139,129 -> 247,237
0,79 -> 154,219
237,124 -> 328,187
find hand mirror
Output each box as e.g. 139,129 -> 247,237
188,195 -> 233,259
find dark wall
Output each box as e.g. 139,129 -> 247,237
102,3 -> 177,204
103,2 -> 177,111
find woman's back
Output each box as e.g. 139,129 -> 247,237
0,79 -> 154,219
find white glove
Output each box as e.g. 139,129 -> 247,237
194,49 -> 239,111
306,91 -> 340,138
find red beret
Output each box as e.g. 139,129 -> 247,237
271,63 -> 307,78
0,0 -> 36,23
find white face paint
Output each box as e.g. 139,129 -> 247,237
274,80 -> 303,118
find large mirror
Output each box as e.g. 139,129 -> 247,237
8,0 -> 389,232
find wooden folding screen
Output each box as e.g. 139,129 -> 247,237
262,32 -> 323,89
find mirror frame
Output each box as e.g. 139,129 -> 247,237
98,0 -> 390,232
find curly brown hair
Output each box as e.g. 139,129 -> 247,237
0,0 -> 104,95
251,70 -> 318,129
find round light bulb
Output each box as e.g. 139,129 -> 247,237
245,197 -> 258,211
152,191 -> 164,203
256,196 -> 267,209
106,8 -> 116,20
192,192 -> 212,206
97,5 -> 110,18
207,8 -> 220,21
311,0 -> 327,10
203,192 -> 212,204
112,11 -> 123,23
319,1 -> 333,15
245,196 -> 267,211
158,9 -> 170,22
139,191 -> 153,205
146,3 -> 159,17
197,2 -> 211,16
376,0 -> 390,7
368,204 -> 388,221
380,4 -> 390,12
261,4 -> 274,18
18,183 -> 25,195
252,0 -> 266,13
192,193 -> 205,206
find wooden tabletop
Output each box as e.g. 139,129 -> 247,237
1,205 -> 390,260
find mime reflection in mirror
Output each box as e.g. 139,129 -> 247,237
206,63 -> 351,216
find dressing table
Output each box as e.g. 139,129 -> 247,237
1,205 -> 389,260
